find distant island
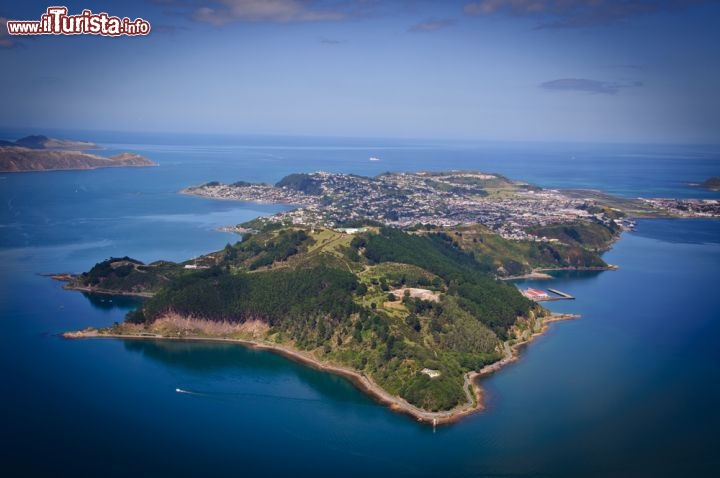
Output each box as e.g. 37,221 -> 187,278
700,176 -> 720,192
59,169 -> 718,424
0,135 -> 155,172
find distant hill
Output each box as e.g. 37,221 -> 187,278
12,135 -> 98,150
526,221 -> 619,252
275,173 -> 324,195
0,135 -> 155,172
700,176 -> 720,191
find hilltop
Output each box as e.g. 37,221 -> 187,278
0,135 -> 97,150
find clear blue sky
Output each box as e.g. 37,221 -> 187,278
2,0 -> 719,143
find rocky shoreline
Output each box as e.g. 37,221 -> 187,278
63,312 -> 578,426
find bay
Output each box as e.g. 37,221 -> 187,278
1,131 -> 719,476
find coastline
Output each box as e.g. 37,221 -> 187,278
535,265 -> 619,272
179,188 -> 305,207
477,313 -> 580,378
49,274 -> 154,298
61,285 -> 154,298
63,312 -> 578,426
499,271 -> 553,281
499,266 -> 617,281
0,162 -> 157,174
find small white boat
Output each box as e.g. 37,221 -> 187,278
369,156 -> 380,161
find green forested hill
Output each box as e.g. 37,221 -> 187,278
71,225 -> 544,412
527,221 -> 619,251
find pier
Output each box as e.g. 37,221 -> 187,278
547,288 -> 574,300
522,288 -> 575,302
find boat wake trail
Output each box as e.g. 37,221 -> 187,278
175,388 -> 202,396
174,387 -> 369,407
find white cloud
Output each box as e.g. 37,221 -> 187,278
464,0 -> 713,28
190,0 -> 347,25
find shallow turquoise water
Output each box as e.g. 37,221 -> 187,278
1,133 -> 719,476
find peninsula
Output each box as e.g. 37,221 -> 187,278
61,169 -> 646,423
61,226 -> 569,423
183,171 -> 635,248
0,135 -> 155,172
184,170 -> 720,231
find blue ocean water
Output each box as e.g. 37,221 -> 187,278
1,131 -> 719,477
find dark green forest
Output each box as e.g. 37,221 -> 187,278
74,225 -> 544,412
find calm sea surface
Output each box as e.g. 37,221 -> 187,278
1,131 -> 719,477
